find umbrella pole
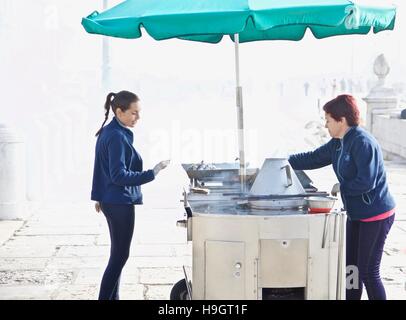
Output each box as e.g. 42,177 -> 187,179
102,0 -> 111,90
234,33 -> 246,193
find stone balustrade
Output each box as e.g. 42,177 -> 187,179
363,54 -> 406,160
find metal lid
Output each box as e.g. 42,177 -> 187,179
249,158 -> 305,196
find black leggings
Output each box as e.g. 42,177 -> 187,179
346,214 -> 395,300
98,203 -> 135,300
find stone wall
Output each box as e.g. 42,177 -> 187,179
363,54 -> 406,160
372,113 -> 406,160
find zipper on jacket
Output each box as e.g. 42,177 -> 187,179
336,139 -> 347,211
337,139 -> 344,181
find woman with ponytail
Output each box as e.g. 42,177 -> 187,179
91,90 -> 169,300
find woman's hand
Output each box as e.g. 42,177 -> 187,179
95,201 -> 101,213
153,160 -> 170,176
331,183 -> 340,197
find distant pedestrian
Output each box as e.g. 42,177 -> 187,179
279,82 -> 284,96
91,90 -> 170,300
304,81 -> 310,96
355,79 -> 363,93
340,78 -> 346,93
288,94 -> 396,300
331,78 -> 337,97
348,78 -> 354,93
320,78 -> 327,96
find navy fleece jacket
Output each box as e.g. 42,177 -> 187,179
288,126 -> 395,221
91,117 -> 155,204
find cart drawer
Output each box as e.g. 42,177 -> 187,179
259,239 -> 308,287
205,240 -> 245,299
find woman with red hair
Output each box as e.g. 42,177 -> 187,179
289,94 -> 396,300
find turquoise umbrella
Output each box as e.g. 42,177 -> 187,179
82,0 -> 396,191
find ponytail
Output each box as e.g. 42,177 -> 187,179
95,92 -> 116,137
95,90 -> 139,137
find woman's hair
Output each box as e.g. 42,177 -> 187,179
95,90 -> 139,137
323,94 -> 360,126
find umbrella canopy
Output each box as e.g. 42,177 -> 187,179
82,0 -> 396,192
82,0 -> 396,43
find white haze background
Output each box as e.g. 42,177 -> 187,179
0,0 -> 405,207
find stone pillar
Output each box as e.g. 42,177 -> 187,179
362,54 -> 398,134
0,124 -> 26,220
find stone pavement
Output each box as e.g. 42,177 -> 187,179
0,161 -> 405,300
0,201 -> 191,300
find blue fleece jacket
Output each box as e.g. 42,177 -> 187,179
91,117 -> 155,204
288,126 -> 395,221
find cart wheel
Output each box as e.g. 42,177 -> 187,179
170,279 -> 189,300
